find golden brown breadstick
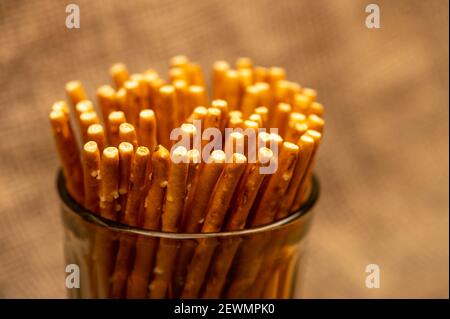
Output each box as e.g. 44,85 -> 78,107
293,93 -> 311,114
97,85 -> 117,125
121,146 -> 150,227
51,100 -> 69,115
249,114 -> 263,128
254,106 -> 269,127
49,110 -> 84,203
238,68 -> 253,106
253,66 -> 268,83
302,87 -> 317,102
255,82 -> 271,108
267,67 -> 286,108
306,114 -> 325,133
293,130 -> 322,210
270,103 -> 291,138
240,85 -> 259,118
79,111 -> 100,144
99,147 -> 119,220
161,146 -> 189,232
170,55 -> 189,70
119,123 -> 138,148
173,80 -> 188,126
156,85 -> 176,147
284,111 -> 307,142
107,111 -> 126,146
110,63 -> 129,89
211,99 -> 229,131
130,73 -> 150,110
75,100 -> 94,122
66,81 -> 87,107
138,109 -> 157,150
309,101 -> 324,117
187,62 -> 205,86
123,80 -> 141,127
236,57 -> 253,70
250,142 -> 299,226
117,142 -> 134,214
223,70 -> 240,110
287,82 -> 302,106
183,150 -> 226,232
87,124 -> 106,154
224,132 -> 245,158
169,67 -> 188,84
224,147 -> 273,230
115,87 -> 127,112
285,122 -> 308,144
202,153 -> 247,232
186,85 -> 207,114
212,61 -> 230,100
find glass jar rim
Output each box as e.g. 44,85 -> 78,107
57,170 -> 319,239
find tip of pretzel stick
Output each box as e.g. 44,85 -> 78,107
103,146 -> 119,158
189,85 -> 204,94
49,109 -> 65,121
306,129 -> 322,139
181,123 -> 197,135
231,153 -> 247,164
80,111 -> 98,122
110,63 -> 128,75
97,85 -> 115,97
213,60 -> 230,70
187,149 -> 201,163
300,134 -> 315,144
283,141 -> 300,152
160,84 -> 175,95
87,123 -> 103,134
171,145 -> 188,163
302,88 -> 317,101
255,81 -> 270,90
209,150 -> 227,163
211,99 -> 227,109
65,80 -> 82,91
76,100 -> 94,114
277,103 -> 292,113
118,141 -> 134,153
140,109 -> 155,118
236,57 -> 253,69
109,111 -> 125,122
207,107 -> 221,117
244,120 -> 259,130
52,101 -> 69,115
84,141 -> 98,153
136,146 -> 150,157
119,122 -> 135,134
229,110 -> 243,119
269,133 -> 283,143
124,79 -> 139,91
258,147 -> 274,164
170,55 -> 189,67
269,67 -> 286,78
290,112 -> 306,124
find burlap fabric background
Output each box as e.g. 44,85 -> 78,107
0,0 -> 448,298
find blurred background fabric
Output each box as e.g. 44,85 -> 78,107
0,0 -> 448,298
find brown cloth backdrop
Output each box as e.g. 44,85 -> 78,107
0,0 -> 448,298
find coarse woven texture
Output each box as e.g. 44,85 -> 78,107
0,0 -> 448,298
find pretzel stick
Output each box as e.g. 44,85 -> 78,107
267,67 -> 286,110
236,57 -> 253,70
156,85 -> 176,147
49,110 -> 84,203
306,114 -> 325,133
200,148 -> 274,298
169,67 -> 188,83
255,82 -> 271,108
65,81 -> 87,107
302,87 -> 317,102
212,61 -> 230,100
250,141 -> 299,226
253,66 -> 268,83
187,85 -> 207,114
293,130 -> 322,210
82,141 -> 101,213
223,70 -> 240,111
130,73 -> 150,109
87,124 -> 106,153
173,80 -> 188,126
118,142 -> 134,215
249,114 -> 263,128
119,123 -> 138,148
287,82 -> 302,106
181,153 -> 247,298
51,100 -> 69,115
115,88 -> 127,113
309,102 -> 324,117
138,109 -> 158,150
284,112 -> 306,143
107,111 -> 126,147
110,63 -> 129,89
211,99 -> 229,132
276,134 -> 315,219
254,106 -> 269,128
123,80 -> 141,127
238,68 -> 253,108
181,149 -> 201,226
97,85 -> 117,127
187,62 -> 205,87
240,85 -> 259,118
274,80 -> 291,105
75,100 -> 94,129
270,103 -> 291,138
79,111 -> 100,144
228,117 -> 245,130
99,147 -> 119,221
293,93 -> 311,114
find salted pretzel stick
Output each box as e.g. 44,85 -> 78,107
255,82 -> 271,108
117,142 -> 134,215
130,73 -> 150,109
121,147 -> 150,226
161,146 -> 189,232
228,110 -> 243,119
187,85 -> 207,114
97,85 -> 117,126
187,62 -> 205,86
126,146 -> 171,298
211,99 -> 229,132
147,77 -> 166,110
236,57 -> 253,70
110,63 -> 129,89
238,68 -> 253,107
224,132 -> 245,159
119,123 -> 138,148
240,85 -> 259,118
306,114 -> 325,133
285,122 -> 308,144
79,111 -> 100,144
212,61 -> 230,100
253,66 -> 268,83
250,142 -> 299,226
108,111 -> 126,146
99,147 -> 120,221
169,67 -> 187,84
293,130 -> 322,210
254,106 -> 269,128
200,148 -> 274,298
75,100 -> 94,127
202,108 -> 222,153
274,80 -> 290,105
183,150 -> 226,232
223,70 -> 240,110
181,148 -> 202,225
50,110 -> 84,203
276,134 -> 315,219
115,88 -> 127,112
249,114 -> 263,128
302,87 -> 317,102
270,103 -> 291,138
309,102 -> 324,117
87,124 -> 106,153
138,109 -> 158,150
66,81 -> 87,107
287,82 -> 302,106
173,80 -> 188,126
228,117 -> 245,130
181,154 -> 246,297
156,85 -> 176,147
202,153 -> 247,232
82,141 -> 101,213
293,93 -> 312,114
51,100 -> 69,115
267,67 -> 286,109
123,80 -> 140,127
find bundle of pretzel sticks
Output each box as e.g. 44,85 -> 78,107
50,56 -> 324,298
